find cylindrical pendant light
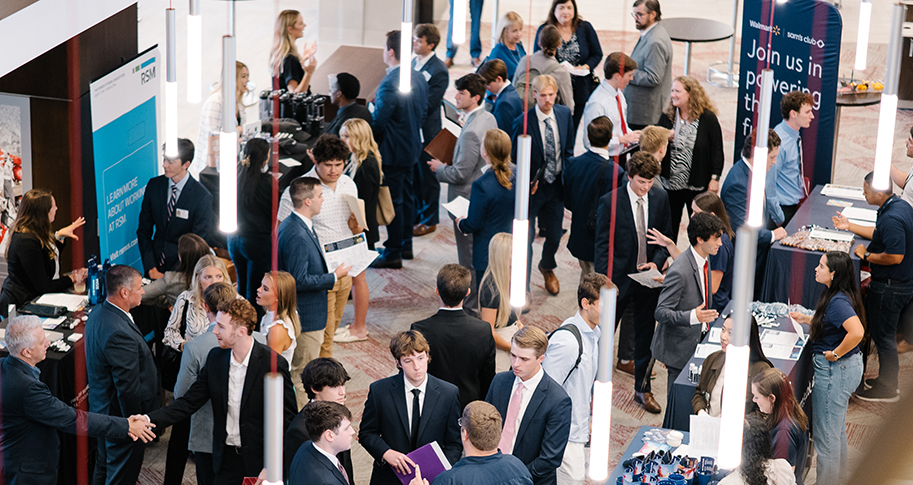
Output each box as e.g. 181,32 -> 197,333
872,3 -> 906,191
748,69 -> 774,228
263,374 -> 283,485
219,34 -> 238,233
187,0 -> 202,103
452,0 -> 467,45
854,0 -> 872,71
399,0 -> 414,93
164,8 -> 178,158
588,285 -> 617,481
510,135 -> 532,307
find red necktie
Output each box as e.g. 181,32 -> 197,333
615,94 -> 628,135
703,261 -> 711,332
338,461 -> 350,484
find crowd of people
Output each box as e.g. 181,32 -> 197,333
3,1 -> 913,485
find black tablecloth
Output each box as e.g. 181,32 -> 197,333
606,426 -> 692,484
760,185 -> 864,307
664,303 -> 813,432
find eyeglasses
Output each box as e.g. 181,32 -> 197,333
631,12 -> 648,19
457,418 -> 464,427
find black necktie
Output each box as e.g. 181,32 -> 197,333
410,389 -> 421,449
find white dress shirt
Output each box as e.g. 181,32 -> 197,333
535,105 -> 562,173
226,338 -> 254,447
404,375 -> 429,434
413,52 -> 434,72
313,442 -> 341,468
689,245 -> 709,326
589,147 -> 610,160
506,367 -> 545,452
640,21 -> 658,38
626,183 -> 649,232
579,81 -> 630,155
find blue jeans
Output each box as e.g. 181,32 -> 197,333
227,234 -> 272,303
812,351 -> 862,485
446,0 -> 484,59
865,278 -> 913,390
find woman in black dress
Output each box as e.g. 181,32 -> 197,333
269,9 -> 318,93
228,138 -> 273,304
0,189 -> 86,317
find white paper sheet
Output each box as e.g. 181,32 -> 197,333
821,184 -> 866,200
342,194 -> 368,230
443,196 -> 471,219
627,268 -> 664,288
694,343 -> 722,359
762,343 -> 802,360
322,234 -> 379,277
841,207 -> 878,222
707,327 -> 722,344
560,61 -> 591,76
761,329 -> 800,347
279,158 -> 301,167
809,228 -> 854,242
41,316 -> 66,329
789,316 -> 806,342
36,293 -> 87,312
688,415 -> 720,458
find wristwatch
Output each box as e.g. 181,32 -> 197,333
711,174 -> 720,181
863,251 -> 871,261
830,350 -> 840,359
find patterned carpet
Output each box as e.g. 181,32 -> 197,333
137,23 -> 913,485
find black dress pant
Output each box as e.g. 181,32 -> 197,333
164,417 -> 192,485
526,177 -> 564,290
616,284 -> 660,394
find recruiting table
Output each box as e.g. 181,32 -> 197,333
606,426 -> 691,485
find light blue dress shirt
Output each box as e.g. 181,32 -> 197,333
773,120 -> 803,206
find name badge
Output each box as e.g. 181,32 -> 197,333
176,209 -> 189,219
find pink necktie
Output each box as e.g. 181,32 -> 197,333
498,382 -> 525,454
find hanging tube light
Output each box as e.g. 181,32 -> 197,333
219,34 -> 238,233
187,0 -> 202,103
263,374 -> 283,485
164,8 -> 178,158
400,0 -> 414,93
510,135 -> 532,307
452,0 -> 467,45
588,285 -> 617,481
872,3 -> 906,191
854,0 -> 872,71
747,69 -> 774,228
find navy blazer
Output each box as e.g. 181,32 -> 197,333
511,105 -> 575,180
563,151 -> 626,262
0,357 -> 128,485
289,441 -> 350,485
85,300 -> 159,419
147,341 -> 297,477
485,370 -> 571,485
458,169 -> 516,274
373,67 -> 429,169
493,84 -> 523,135
277,214 -> 336,333
137,174 -> 214,275
721,158 -> 774,245
415,54 -> 450,147
594,183 -> 674,299
359,373 -> 462,485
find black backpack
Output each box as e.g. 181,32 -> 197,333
548,323 -> 583,385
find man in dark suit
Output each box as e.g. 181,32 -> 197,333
652,212 -> 724,425
412,23 -> 450,237
278,177 -> 351,401
478,59 -> 523,144
371,30 -> 430,269
324,72 -> 373,136
137,138 -> 214,279
485,326 -> 571,485
1,316 -> 154,485
359,330 -> 462,485
594,152 -> 673,414
511,74 -> 575,297
85,265 -> 160,485
720,130 -> 786,296
410,264 -> 496,409
564,116 -> 626,282
289,401 -> 356,485
146,299 -> 297,484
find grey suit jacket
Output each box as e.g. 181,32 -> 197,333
174,323 -> 265,453
651,249 -> 711,370
435,108 -> 499,204
626,22 -> 673,126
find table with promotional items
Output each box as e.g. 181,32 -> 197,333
760,185 -> 865,307
606,426 -> 693,485
663,302 -> 812,432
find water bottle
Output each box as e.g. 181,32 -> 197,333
87,255 -> 99,305
100,259 -> 111,299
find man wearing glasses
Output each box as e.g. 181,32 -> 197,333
625,0 -> 673,131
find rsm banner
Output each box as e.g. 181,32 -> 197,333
90,47 -> 160,270
735,0 -> 842,187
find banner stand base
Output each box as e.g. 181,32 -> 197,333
708,61 -> 739,88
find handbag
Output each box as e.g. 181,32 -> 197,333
376,170 -> 395,226
160,300 -> 189,392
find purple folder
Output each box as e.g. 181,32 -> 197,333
391,441 -> 452,485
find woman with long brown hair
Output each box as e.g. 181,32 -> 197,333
256,271 -> 301,364
142,233 -> 211,308
658,76 -> 724,225
0,189 -> 86,317
752,367 -> 810,484
269,10 -> 317,93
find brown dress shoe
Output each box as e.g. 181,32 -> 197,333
634,392 -> 662,414
413,224 -> 436,237
898,339 -> 912,354
615,360 -> 635,376
539,263 -> 560,295
444,57 -> 454,68
471,57 -> 482,68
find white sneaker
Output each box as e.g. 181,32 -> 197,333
334,328 -> 368,343
334,325 -> 348,336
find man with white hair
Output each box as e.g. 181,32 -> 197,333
0,316 -> 155,485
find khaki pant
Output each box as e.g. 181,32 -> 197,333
320,275 -> 353,358
557,441 -> 587,485
291,329 -> 325,409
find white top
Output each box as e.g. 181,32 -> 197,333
689,245 -> 709,326
413,52 -> 434,72
536,105 -> 562,173
226,337 -> 254,447
506,367 -> 545,452
259,310 -> 297,365
903,171 -> 913,208
404,374 -> 428,434
313,442 -> 341,468
579,80 -> 630,155
718,459 -> 797,485
194,90 -> 246,173
163,291 -> 210,351
278,169 -> 359,244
